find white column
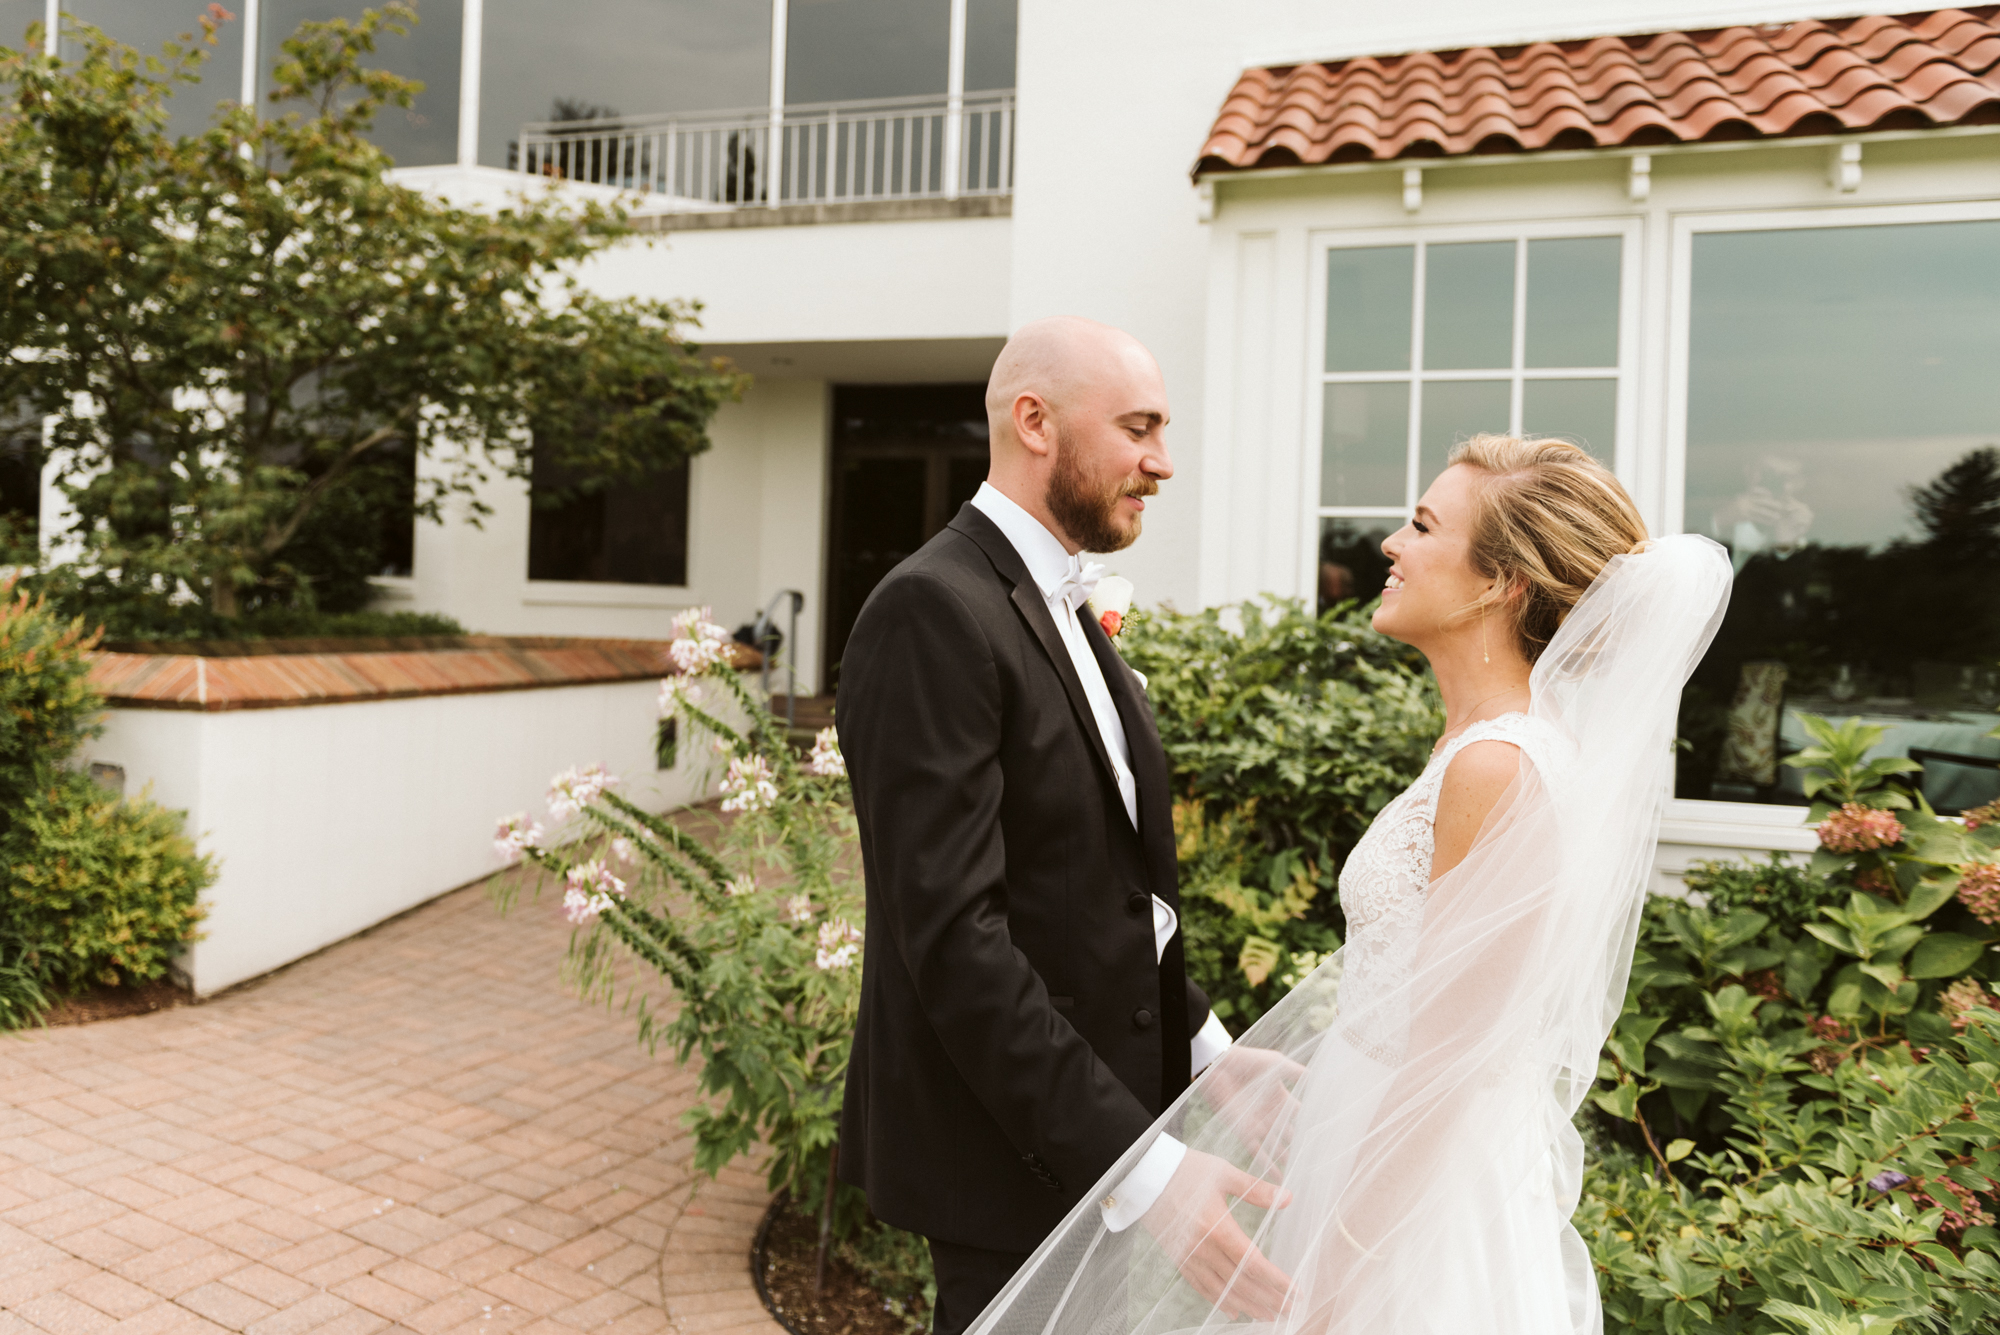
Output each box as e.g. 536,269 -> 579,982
942,0 -> 966,199
458,0 -> 483,168
239,0 -> 261,107
42,0 -> 57,53
768,0 -> 787,201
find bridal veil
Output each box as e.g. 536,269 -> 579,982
968,533 -> 1733,1335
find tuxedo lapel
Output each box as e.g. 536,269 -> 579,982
950,506 -> 1123,796
1083,613 -> 1177,897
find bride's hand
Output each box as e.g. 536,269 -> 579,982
1199,1045 -> 1306,1171
1139,1148 -> 1293,1321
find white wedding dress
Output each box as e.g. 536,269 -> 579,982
967,535 -> 1733,1335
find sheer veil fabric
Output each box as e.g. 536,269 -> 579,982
967,534 -> 1733,1335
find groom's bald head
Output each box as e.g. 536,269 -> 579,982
982,317 -> 1173,554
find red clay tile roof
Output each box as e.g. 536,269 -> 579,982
88,636 -> 758,711
1197,8 -> 2000,172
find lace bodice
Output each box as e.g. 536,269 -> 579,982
1335,713 -> 1564,1063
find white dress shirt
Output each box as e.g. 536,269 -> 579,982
969,483 -> 1229,1230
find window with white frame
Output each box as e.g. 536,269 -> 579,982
1675,214 -> 2000,814
1314,232 -> 1625,611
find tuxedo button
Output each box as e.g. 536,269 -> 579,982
1125,892 -> 1150,915
1132,1008 -> 1154,1029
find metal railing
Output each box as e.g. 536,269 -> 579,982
515,90 -> 1014,210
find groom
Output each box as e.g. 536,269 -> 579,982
836,318 -> 1290,1335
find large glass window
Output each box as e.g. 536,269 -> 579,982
0,0 -> 42,51
786,0 -> 948,104
479,0 -> 770,169
1316,233 -> 1623,609
964,0 -> 1015,90
1678,219 -> 2000,812
262,0 -> 460,168
528,450 -> 691,588
63,2 -> 245,140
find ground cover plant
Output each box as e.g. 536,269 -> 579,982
0,5 -> 744,639
0,581 -> 213,1025
1579,712 -> 2000,1333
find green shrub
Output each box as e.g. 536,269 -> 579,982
2,770 -> 212,991
1684,851 -> 1837,937
1120,597 -> 1439,1028
0,579 -> 213,1017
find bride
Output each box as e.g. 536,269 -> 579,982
968,435 -> 1732,1335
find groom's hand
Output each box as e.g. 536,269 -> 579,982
1139,1149 -> 1292,1320
1200,1045 -> 1306,1171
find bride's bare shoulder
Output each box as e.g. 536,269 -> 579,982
1432,740 -> 1524,879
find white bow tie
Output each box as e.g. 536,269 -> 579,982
1052,556 -> 1106,614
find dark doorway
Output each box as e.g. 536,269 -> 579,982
825,384 -> 989,687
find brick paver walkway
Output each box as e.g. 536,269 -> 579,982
0,881 -> 783,1335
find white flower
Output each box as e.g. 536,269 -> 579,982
807,727 -> 846,779
723,876 -> 756,897
548,764 -> 618,822
783,894 -> 815,924
719,754 -> 779,814
611,837 -> 638,866
658,676 -> 703,719
815,919 -> 862,971
668,608 -> 734,673
493,813 -> 544,864
561,859 -> 627,924
1085,575 -> 1134,622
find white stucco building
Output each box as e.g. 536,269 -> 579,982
23,0 -> 2000,882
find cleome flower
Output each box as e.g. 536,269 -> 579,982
668,607 -> 735,674
658,676 -> 703,720
561,859 -> 628,924
1817,802 -> 1905,854
783,894 -> 814,924
611,836 -> 638,866
493,812 -> 544,864
1956,862 -> 2000,927
548,764 -> 618,822
815,919 -> 863,971
720,754 -> 779,813
807,727 -> 846,779
723,876 -> 756,898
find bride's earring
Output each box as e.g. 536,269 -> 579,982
1481,602 -> 1490,665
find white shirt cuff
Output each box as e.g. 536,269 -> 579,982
1098,1134 -> 1186,1232
1190,1010 -> 1233,1076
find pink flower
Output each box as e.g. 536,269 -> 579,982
611,837 -> 638,866
493,813 -> 544,864
1957,863 -> 2000,927
720,755 -> 778,813
815,919 -> 862,971
668,608 -> 734,673
1940,977 -> 1997,1030
658,677 -> 702,719
1808,1015 -> 1851,1042
1817,803 -> 1905,854
806,727 -> 845,779
1963,800 -> 2000,831
1099,609 -> 1123,638
548,764 -> 618,822
561,859 -> 628,924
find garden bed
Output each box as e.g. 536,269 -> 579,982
754,1198 -> 925,1335
42,978 -> 190,1026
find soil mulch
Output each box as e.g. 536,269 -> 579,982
757,1203 -> 924,1335
39,978 -> 191,1026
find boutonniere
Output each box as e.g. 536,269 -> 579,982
1087,575 -> 1134,639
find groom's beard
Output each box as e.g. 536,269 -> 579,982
1047,428 -> 1157,554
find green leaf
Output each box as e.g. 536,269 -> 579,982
1962,1225 -> 2000,1252
1665,1138 -> 1695,1163
1908,931 -> 1987,979
1592,1081 -> 1643,1123
1810,847 -> 1851,877
1903,872 -> 1960,921
1806,922 -> 1860,957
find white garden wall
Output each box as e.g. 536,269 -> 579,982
91,679 -> 725,997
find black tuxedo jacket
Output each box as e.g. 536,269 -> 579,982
835,502 -> 1209,1251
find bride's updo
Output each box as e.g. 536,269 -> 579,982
1449,435 -> 1648,663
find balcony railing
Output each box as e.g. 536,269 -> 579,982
515,91 -> 1014,210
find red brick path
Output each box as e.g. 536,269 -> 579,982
0,882 -> 782,1335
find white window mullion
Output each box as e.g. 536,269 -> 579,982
1406,242 -> 1427,511
457,0 -> 484,168
1509,237 -> 1528,435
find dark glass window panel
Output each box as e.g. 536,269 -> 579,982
963,0 -> 1014,90
1318,518 -> 1393,614
1423,241 -> 1515,371
0,421 -> 40,550
786,0 -> 948,104
63,1 -> 245,140
1522,378 -> 1615,461
825,383 -> 987,684
480,0 -> 770,168
1321,381 -> 1407,507
1419,380 -> 1509,491
1325,245 -> 1413,372
1679,220 -> 2000,804
0,0 -> 41,51
262,0 -> 460,167
528,451 -> 691,586
1524,235 -> 1620,368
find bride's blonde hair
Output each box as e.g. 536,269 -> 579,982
1448,435 -> 1648,663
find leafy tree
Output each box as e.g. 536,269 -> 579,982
0,5 -> 746,633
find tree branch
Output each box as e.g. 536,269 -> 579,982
257,420 -> 405,558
